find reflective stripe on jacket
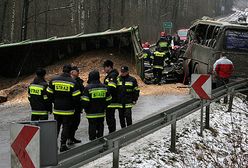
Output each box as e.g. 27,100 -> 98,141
116,75 -> 140,108
82,82 -> 112,118
32,110 -> 49,115
104,69 -> 119,108
28,77 -> 52,115
47,73 -> 81,115
152,51 -> 166,69
156,38 -> 171,51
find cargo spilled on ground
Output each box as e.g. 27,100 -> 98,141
0,49 -> 188,104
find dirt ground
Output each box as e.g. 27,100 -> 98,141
0,49 -> 190,168
0,49 -> 189,102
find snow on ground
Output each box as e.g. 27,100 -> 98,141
83,95 -> 248,168
218,8 -> 248,22
0,49 -> 189,167
0,94 -> 190,168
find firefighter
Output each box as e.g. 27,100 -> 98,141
47,64 -> 81,152
152,47 -> 167,84
68,66 -> 84,145
213,54 -> 234,103
117,66 -> 140,128
81,70 -> 112,141
28,67 -> 52,121
142,42 -> 152,64
156,32 -> 172,60
103,60 -> 119,133
156,32 -> 171,52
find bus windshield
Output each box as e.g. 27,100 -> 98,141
225,29 -> 248,52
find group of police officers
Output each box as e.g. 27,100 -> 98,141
28,61 -> 139,152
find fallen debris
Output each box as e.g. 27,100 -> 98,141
0,49 -> 189,103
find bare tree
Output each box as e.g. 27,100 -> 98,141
0,0 -> 234,43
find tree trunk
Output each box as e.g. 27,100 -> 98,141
10,0 -> 16,42
97,0 -> 101,32
107,0 -> 111,29
121,0 -> 125,26
0,0 -> 8,42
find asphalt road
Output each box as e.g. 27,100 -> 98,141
0,94 -> 190,168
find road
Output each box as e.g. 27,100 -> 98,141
0,94 -> 190,168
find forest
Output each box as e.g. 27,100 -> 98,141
0,0 -> 234,43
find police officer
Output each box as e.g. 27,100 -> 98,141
117,66 -> 139,128
152,47 -> 167,84
103,60 -> 119,133
47,64 -> 81,152
68,66 -> 84,145
81,70 -> 112,141
28,68 -> 52,121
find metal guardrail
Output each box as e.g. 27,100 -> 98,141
53,79 -> 248,168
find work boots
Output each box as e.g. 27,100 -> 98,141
60,144 -> 69,152
67,138 -> 81,145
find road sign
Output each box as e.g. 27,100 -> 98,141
10,124 -> 40,168
163,22 -> 173,29
191,74 -> 212,100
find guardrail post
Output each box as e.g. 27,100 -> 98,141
170,120 -> 177,153
228,89 -> 235,112
199,100 -> 204,136
205,104 -> 210,129
113,141 -> 120,168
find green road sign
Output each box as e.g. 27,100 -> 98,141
163,22 -> 173,29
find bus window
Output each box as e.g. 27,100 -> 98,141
204,25 -> 216,47
194,24 -> 208,44
225,30 -> 248,52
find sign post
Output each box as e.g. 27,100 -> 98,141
163,21 -> 173,34
191,74 -> 212,136
10,120 -> 58,167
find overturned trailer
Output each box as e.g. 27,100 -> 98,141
0,26 -> 143,78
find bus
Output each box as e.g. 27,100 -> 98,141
183,19 -> 248,83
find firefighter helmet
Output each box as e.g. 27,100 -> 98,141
160,32 -> 166,37
145,42 -> 150,48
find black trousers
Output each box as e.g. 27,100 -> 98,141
216,77 -> 229,103
54,114 -> 73,145
31,115 -> 48,121
69,112 -> 81,140
106,108 -> 116,133
153,68 -> 163,83
88,118 -> 104,141
118,108 -> 132,128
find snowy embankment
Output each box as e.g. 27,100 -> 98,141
119,95 -> 248,168
218,8 -> 248,22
